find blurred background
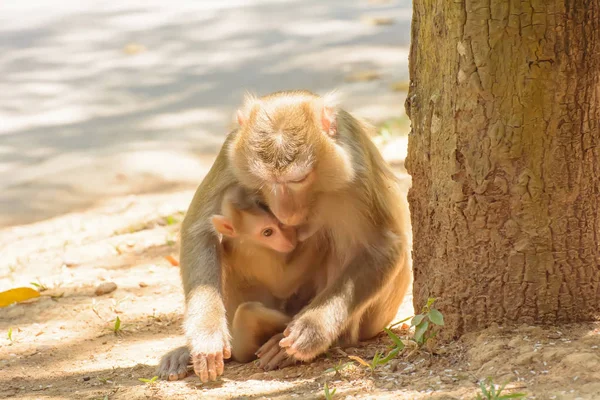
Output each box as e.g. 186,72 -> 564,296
0,0 -> 412,228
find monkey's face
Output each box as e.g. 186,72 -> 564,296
229,92 -> 354,226
249,213 -> 297,253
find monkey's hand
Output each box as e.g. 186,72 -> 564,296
279,311 -> 335,361
255,333 -> 298,371
189,331 -> 232,382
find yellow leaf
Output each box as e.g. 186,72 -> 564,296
0,287 -> 40,307
348,355 -> 371,368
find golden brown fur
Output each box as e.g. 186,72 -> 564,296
157,90 -> 411,382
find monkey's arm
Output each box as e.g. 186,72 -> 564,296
179,134 -> 238,382
280,231 -> 404,361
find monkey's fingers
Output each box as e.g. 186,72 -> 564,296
257,341 -> 283,369
279,329 -> 300,349
256,333 -> 283,358
207,353 -> 217,381
215,352 -> 225,376
193,354 -> 209,382
265,348 -> 291,371
223,346 -> 232,359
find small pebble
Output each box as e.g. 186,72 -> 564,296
95,282 -> 117,296
139,282 -> 148,288
83,376 -> 90,381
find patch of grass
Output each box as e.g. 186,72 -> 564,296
323,382 -> 336,400
138,376 -> 158,384
324,360 -> 353,375
7,327 -> 13,342
345,298 -> 445,374
475,377 -> 526,400
30,279 -> 49,292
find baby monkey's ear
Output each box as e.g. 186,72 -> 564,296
210,215 -> 237,238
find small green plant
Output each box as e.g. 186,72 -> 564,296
323,382 -> 336,400
30,280 -> 49,292
165,215 -> 178,225
475,377 -> 526,400
7,327 -> 13,342
412,297 -> 444,346
325,360 -> 353,375
139,376 -> 158,384
112,316 -> 122,334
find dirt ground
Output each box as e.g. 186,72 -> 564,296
1,158 -> 600,400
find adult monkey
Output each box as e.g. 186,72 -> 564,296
158,90 -> 411,382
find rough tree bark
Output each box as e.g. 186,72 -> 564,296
405,0 -> 600,337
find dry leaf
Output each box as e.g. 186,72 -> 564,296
0,287 -> 40,307
348,355 -> 371,368
165,255 -> 179,267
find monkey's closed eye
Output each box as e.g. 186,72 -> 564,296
262,228 -> 274,237
289,176 -> 307,184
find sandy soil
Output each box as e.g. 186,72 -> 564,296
1,163 -> 599,400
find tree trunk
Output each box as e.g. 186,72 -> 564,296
405,0 -> 600,337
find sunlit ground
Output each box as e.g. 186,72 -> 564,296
0,0 -> 412,228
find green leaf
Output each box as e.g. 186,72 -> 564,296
139,376 -> 158,383
414,320 -> 429,344
428,308 -> 445,326
7,327 -> 13,341
384,328 -> 405,350
411,314 -> 425,326
378,347 -> 400,364
113,316 -> 121,332
479,380 -> 490,398
425,297 -> 437,309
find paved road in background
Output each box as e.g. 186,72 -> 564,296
0,0 -> 411,227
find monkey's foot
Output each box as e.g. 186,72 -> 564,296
279,313 -> 333,361
191,345 -> 231,382
157,346 -> 191,381
256,333 -> 298,371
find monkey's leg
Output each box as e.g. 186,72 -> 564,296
157,346 -> 192,381
359,259 -> 411,340
231,302 -> 291,363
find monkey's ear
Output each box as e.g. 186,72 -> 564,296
211,215 -> 237,238
318,91 -> 340,137
321,106 -> 336,137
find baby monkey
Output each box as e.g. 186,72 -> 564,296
211,186 -> 297,254
210,185 -> 298,364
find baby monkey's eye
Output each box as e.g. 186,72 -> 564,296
262,228 -> 274,237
